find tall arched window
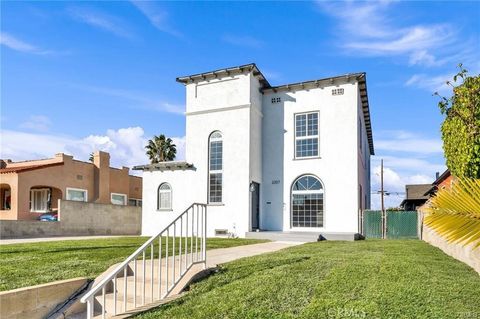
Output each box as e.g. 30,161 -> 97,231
158,183 -> 172,210
208,131 -> 223,203
291,175 -> 324,227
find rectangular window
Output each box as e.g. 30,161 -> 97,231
292,193 -> 324,227
66,188 -> 87,202
30,188 -> 49,212
159,192 -> 171,209
295,112 -> 319,158
209,173 -> 222,203
209,141 -> 223,171
209,132 -> 223,203
111,193 -> 127,205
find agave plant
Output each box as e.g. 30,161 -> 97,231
422,178 -> 480,249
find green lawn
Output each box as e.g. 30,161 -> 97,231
0,237 -> 267,291
136,240 -> 480,319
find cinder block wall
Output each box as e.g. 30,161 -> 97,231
0,200 -> 141,239
422,225 -> 480,274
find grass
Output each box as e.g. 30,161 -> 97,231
136,240 -> 480,319
0,236 -> 267,291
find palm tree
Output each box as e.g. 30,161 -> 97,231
145,135 -> 177,163
89,152 -> 94,162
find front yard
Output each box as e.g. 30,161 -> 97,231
0,236 -> 267,291
137,240 -> 480,319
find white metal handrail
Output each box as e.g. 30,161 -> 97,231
80,203 -> 207,319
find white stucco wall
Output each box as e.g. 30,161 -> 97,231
141,69 -> 372,237
141,169 -> 196,236
262,81 -> 360,233
357,90 -> 371,211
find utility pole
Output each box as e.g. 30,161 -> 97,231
381,159 -> 385,213
380,159 -> 386,239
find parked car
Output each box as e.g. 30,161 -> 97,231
39,212 -> 58,221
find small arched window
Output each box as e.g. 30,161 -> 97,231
291,175 -> 324,227
158,183 -> 172,210
209,131 -> 223,203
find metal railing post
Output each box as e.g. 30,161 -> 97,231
80,203 -> 207,318
202,205 -> 207,269
86,297 -> 94,319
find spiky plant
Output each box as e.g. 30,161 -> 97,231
422,178 -> 480,249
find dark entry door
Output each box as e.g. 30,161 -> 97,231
251,182 -> 260,230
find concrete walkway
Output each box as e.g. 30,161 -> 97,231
205,241 -> 303,266
0,235 -> 137,245
81,241 -> 304,319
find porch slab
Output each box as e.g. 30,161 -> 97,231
245,231 -> 361,242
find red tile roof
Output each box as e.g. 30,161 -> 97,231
0,162 -> 64,174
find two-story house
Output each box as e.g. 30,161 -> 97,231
135,63 -> 373,239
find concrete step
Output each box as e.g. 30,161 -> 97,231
89,263 -> 205,318
245,231 -> 321,242
245,231 -> 360,242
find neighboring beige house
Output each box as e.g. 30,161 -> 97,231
0,151 -> 142,220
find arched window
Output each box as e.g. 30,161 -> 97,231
208,131 -> 223,203
158,183 -> 172,210
291,175 -> 324,227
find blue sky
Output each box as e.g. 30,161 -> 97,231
1,1 -> 479,208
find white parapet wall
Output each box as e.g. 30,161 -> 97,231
422,225 -> 480,274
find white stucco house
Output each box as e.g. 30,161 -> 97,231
135,63 -> 373,240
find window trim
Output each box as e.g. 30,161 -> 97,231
294,111 -> 320,159
110,192 -> 127,206
157,183 -> 172,211
208,131 -> 223,204
30,188 -> 50,213
66,187 -> 88,202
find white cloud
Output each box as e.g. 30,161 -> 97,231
368,129 -> 447,209
0,32 -> 37,52
373,156 -> 445,174
19,115 -> 52,132
345,25 -> 453,56
405,72 -> 455,94
68,7 -> 134,39
374,130 -> 443,154
221,34 -> 264,48
72,84 -> 185,115
0,32 -> 54,55
316,1 -> 465,69
0,130 -> 75,160
130,1 -> 181,37
370,164 -> 436,209
0,128 -> 186,171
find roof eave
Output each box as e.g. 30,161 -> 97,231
176,63 -> 271,88
133,161 -> 194,172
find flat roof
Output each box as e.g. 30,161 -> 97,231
133,161 -> 194,172
175,63 -> 374,155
